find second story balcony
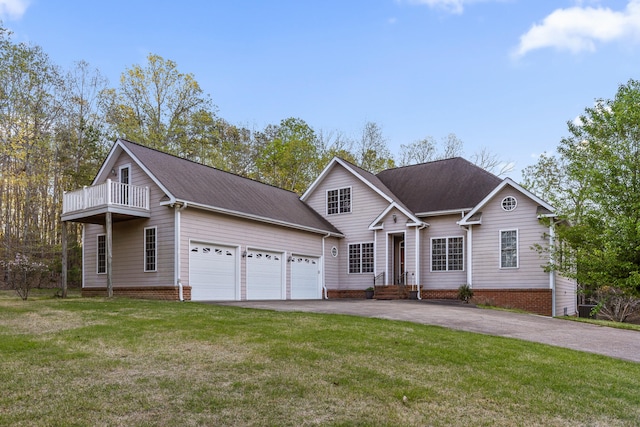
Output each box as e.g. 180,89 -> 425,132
61,179 -> 150,223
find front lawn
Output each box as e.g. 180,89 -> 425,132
1,292 -> 639,426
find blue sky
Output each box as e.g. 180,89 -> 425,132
2,0 -> 639,179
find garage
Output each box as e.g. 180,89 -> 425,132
291,255 -> 321,299
246,249 -> 284,299
189,242 -> 238,300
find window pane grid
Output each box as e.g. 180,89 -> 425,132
448,237 -> 464,271
145,228 -> 157,272
97,235 -> 106,274
349,242 -> 373,274
431,237 -> 464,272
328,187 -> 351,214
501,230 -> 518,268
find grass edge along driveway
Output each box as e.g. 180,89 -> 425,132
1,294 -> 639,426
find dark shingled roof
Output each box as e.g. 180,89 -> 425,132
119,139 -> 341,235
375,157 -> 502,214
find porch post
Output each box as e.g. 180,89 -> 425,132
106,211 -> 113,298
61,221 -> 68,298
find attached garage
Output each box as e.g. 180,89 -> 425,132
189,242 -> 238,301
246,249 -> 284,300
291,255 -> 321,299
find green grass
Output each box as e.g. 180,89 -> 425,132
1,291 -> 639,426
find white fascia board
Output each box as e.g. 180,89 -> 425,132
301,157 -> 394,204
416,208 -> 472,218
171,199 -> 345,238
460,178 -> 556,225
93,139 -> 177,205
300,157 -> 339,201
92,142 -> 122,185
368,202 -> 425,230
117,140 -> 176,204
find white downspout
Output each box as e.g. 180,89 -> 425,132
175,202 -> 188,301
466,225 -> 473,287
415,226 -> 421,300
549,222 -> 556,317
322,233 -> 330,299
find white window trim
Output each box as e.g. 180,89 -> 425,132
501,195 -> 518,212
97,233 -> 106,275
144,226 -> 157,272
326,186 -> 352,216
118,164 -> 131,184
499,229 -> 519,269
348,242 -> 374,274
430,236 -> 465,272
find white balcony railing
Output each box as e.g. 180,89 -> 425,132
62,179 -> 149,215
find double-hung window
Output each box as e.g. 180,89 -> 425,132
348,242 -> 374,274
500,229 -> 518,268
327,187 -> 351,215
144,227 -> 157,272
97,234 -> 106,274
431,237 -> 464,271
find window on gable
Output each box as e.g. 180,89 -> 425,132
500,230 -> 518,268
348,242 -> 374,274
431,237 -> 464,272
327,187 -> 351,215
144,227 -> 157,272
97,234 -> 106,274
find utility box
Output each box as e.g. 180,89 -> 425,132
578,304 -> 597,319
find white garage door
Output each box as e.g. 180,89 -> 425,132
246,249 -> 284,300
291,255 -> 320,299
189,242 -> 237,300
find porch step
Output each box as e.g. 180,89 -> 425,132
374,285 -> 408,300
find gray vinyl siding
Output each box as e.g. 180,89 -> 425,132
83,152 -> 175,289
421,215 -> 467,289
323,236 -> 341,291
305,165 -> 391,289
555,273 -> 577,316
471,188 -> 549,289
180,208 -> 324,299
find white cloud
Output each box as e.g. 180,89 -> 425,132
0,0 -> 29,20
406,0 -> 466,14
514,0 -> 640,57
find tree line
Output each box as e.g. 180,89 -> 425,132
0,23 -> 512,293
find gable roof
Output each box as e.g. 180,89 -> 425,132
108,139 -> 342,236
459,177 -> 556,225
375,157 -> 503,215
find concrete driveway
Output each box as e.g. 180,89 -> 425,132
213,299 -> 640,363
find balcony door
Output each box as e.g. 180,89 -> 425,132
118,165 -> 130,205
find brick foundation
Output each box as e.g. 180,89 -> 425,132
421,288 -> 552,316
327,287 -> 553,316
82,286 -> 192,301
327,289 -> 368,299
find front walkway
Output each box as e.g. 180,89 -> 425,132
212,299 -> 640,363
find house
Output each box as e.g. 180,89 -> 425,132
61,139 -> 577,316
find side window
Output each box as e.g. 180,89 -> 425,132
327,187 -> 351,215
431,237 -> 464,271
97,234 -> 106,274
500,229 -> 518,268
348,242 -> 374,273
144,227 -> 157,272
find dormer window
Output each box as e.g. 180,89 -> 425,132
327,187 -> 351,215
